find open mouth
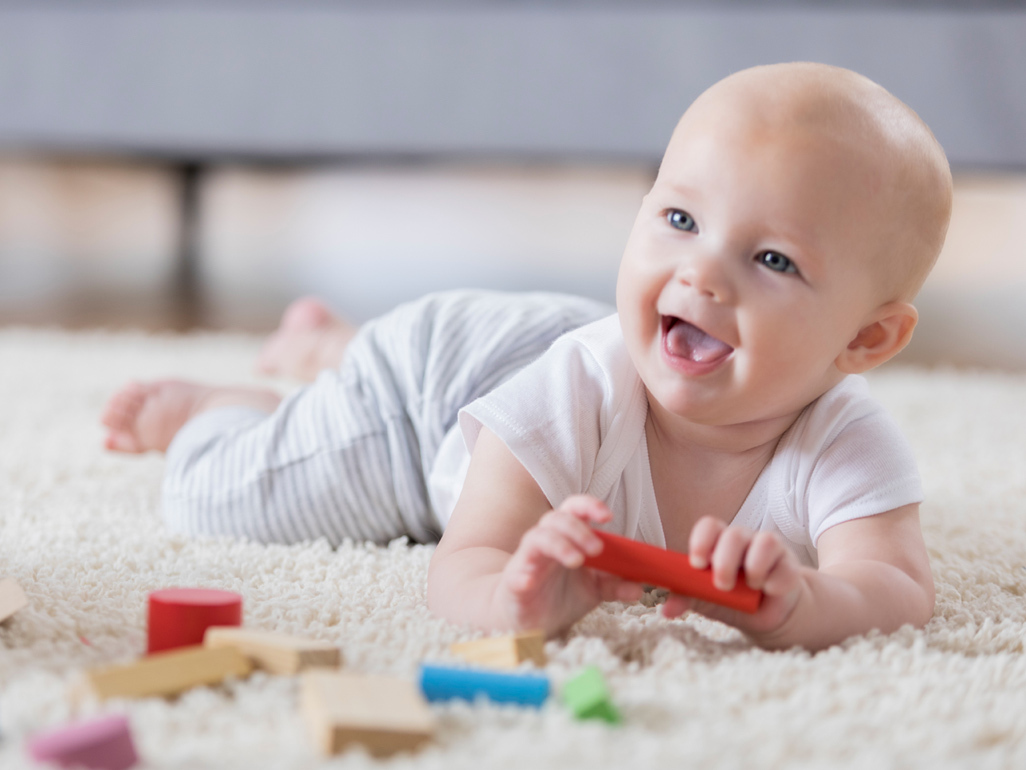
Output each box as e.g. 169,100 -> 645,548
661,316 -> 734,366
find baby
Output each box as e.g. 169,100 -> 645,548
102,63 -> 952,651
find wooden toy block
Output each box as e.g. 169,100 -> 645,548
562,666 -> 621,724
147,588 -> 243,653
301,669 -> 434,758
582,530 -> 763,613
204,626 -> 342,675
419,663 -> 550,707
450,629 -> 547,669
81,645 -> 252,701
0,577 -> 28,623
27,714 -> 139,770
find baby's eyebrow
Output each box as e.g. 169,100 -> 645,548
666,182 -> 703,202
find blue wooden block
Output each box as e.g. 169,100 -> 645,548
418,663 -> 550,707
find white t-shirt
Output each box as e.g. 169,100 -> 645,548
427,314 -> 923,567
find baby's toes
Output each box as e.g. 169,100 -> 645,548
280,296 -> 334,332
104,428 -> 144,454
101,383 -> 142,428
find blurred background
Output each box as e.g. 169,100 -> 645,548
1,1 -> 1024,368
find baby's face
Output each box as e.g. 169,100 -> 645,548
617,94 -> 893,429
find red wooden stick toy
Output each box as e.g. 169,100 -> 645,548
582,530 -> 763,614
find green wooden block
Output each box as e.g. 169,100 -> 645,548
562,666 -> 621,724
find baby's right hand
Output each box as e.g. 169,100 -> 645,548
497,495 -> 645,634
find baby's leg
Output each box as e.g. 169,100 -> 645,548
256,297 -> 358,381
150,366 -> 434,547
102,299 -> 445,549
103,290 -> 612,549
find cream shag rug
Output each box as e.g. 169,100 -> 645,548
1,326 -> 1025,770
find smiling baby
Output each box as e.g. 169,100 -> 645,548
103,62 -> 952,651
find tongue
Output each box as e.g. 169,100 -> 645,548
666,320 -> 733,363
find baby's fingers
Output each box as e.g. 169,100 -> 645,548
688,516 -> 727,570
741,533 -> 783,590
594,572 -> 645,603
519,524 -> 591,570
537,509 -> 604,561
557,495 -> 614,525
661,594 -> 692,619
709,528 -> 752,592
743,533 -> 801,596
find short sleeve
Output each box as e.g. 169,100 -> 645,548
458,335 -> 607,508
458,315 -> 645,511
800,381 -> 924,545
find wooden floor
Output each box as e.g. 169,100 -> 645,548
0,287 -> 256,332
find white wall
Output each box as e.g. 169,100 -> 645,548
905,174 -> 1026,369
197,163 -> 652,325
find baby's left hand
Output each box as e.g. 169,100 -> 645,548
662,517 -> 806,639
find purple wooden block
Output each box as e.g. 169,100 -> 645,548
27,714 -> 138,770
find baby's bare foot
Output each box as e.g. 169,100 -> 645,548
101,380 -> 282,453
257,297 -> 358,382
101,380 -> 217,453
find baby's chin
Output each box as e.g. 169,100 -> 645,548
643,369 -> 821,435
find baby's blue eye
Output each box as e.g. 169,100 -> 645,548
758,251 -> 797,274
666,209 -> 697,232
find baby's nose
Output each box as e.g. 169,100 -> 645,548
676,251 -> 735,304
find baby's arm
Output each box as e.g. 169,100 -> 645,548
665,505 -> 935,651
427,427 -> 643,635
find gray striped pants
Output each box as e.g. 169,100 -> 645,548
162,290 -> 612,546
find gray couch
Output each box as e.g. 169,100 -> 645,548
1,2 -> 1024,167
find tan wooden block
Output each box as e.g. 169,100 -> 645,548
82,645 -> 252,700
450,630 -> 547,669
0,578 -> 28,623
204,626 -> 342,675
301,669 -> 434,758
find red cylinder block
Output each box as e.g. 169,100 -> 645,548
147,588 -> 243,654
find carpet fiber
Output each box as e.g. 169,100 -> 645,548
1,327 -> 1025,769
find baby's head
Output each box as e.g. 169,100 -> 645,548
617,62 -> 952,428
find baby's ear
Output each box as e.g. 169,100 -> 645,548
835,302 -> 918,374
